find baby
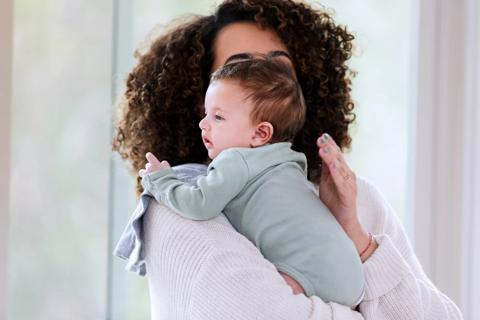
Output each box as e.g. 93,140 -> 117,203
139,58 -> 364,306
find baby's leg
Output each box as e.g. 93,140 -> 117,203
279,272 -> 305,295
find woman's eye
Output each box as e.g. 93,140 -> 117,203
214,114 -> 224,121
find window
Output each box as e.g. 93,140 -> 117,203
320,0 -> 416,228
8,0 -> 112,318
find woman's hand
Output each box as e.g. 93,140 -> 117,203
316,133 -> 377,261
138,152 -> 171,178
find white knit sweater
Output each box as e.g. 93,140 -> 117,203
142,178 -> 463,319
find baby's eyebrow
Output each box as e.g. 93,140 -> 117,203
203,106 -> 228,114
213,107 -> 228,114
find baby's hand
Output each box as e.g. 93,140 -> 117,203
138,152 -> 171,178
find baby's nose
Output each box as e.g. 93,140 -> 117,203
199,117 -> 208,130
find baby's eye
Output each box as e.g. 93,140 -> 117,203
214,114 -> 224,121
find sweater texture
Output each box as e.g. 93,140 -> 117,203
140,175 -> 463,319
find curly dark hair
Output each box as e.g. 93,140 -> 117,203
112,0 -> 356,196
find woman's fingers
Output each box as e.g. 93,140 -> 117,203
319,146 -> 346,188
317,133 -> 359,236
317,133 -> 340,151
319,157 -> 330,182
317,134 -> 355,190
317,134 -> 338,167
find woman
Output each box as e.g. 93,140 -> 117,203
113,0 -> 463,319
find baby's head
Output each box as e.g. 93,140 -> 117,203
200,57 -> 306,159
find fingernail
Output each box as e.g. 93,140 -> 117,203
320,133 -> 329,144
323,146 -> 329,154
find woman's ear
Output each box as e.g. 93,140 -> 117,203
251,122 -> 274,147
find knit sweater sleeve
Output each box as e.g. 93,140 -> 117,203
356,179 -> 463,319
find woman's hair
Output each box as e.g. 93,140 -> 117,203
112,0 -> 356,196
210,58 -> 306,143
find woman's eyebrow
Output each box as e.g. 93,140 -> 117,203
268,50 -> 291,60
224,51 -> 292,65
224,53 -> 253,64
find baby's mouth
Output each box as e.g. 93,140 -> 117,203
202,135 -> 213,147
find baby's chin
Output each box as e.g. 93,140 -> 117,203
207,149 -> 218,160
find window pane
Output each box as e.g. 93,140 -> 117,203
109,1 -> 218,318
320,0 -> 416,225
8,0 -> 112,318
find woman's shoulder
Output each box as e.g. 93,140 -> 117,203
356,176 -> 387,206
144,199 -> 259,256
356,176 -> 396,235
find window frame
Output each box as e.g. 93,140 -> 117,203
0,0 -> 13,317
107,0 -> 142,319
460,0 -> 480,316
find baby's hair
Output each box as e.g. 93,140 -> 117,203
210,58 -> 306,143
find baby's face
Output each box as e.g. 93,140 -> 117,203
200,80 -> 256,159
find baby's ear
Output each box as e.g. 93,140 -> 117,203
251,122 -> 273,147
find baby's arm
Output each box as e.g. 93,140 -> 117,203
140,149 -> 250,221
